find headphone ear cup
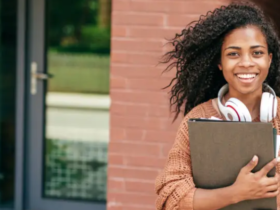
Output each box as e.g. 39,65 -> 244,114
221,103 -> 240,121
260,92 -> 275,122
225,98 -> 252,122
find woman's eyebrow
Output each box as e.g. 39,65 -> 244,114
224,46 -> 241,51
224,45 -> 266,51
251,45 -> 266,49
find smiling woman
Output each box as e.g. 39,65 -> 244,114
219,25 -> 273,120
161,6 -> 280,121
155,1 -> 280,210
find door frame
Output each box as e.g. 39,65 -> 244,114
24,0 -> 47,208
23,0 -> 107,209
14,0 -> 27,209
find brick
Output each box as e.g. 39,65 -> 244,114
147,104 -> 171,118
168,1 -> 189,13
112,13 -> 164,26
108,154 -> 124,165
111,52 -> 128,63
108,192 -> 156,205
109,141 -> 161,157
125,78 -> 170,91
109,0 -> 230,208
125,129 -> 146,141
130,1 -> 168,13
124,104 -> 149,116
144,117 -> 176,130
125,180 -> 155,194
125,104 -> 170,118
112,128 -> 176,143
108,166 -> 159,180
110,65 -> 164,78
111,103 -> 149,117
110,77 -> 127,89
112,26 -> 128,37
123,206 -> 155,210
112,0 -> 130,11
160,66 -> 177,78
110,127 -> 125,141
125,156 -> 166,168
110,90 -> 169,105
111,39 -> 163,52
144,130 -> 177,143
110,103 -> 127,116
110,115 -> 127,128
108,154 -> 166,168
129,27 -> 180,39
108,179 -> 125,192
169,1 -> 226,14
110,115 -> 174,130
167,14 -> 200,27
111,52 -> 161,65
107,204 -> 155,210
111,104 -> 171,118
127,52 -> 161,65
161,142 -> 175,157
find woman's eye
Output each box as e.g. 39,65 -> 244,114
228,52 -> 238,56
254,51 -> 264,56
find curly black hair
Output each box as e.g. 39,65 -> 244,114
163,0 -> 280,121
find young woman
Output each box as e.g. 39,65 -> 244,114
155,1 -> 280,210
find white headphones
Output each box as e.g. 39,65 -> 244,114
217,84 -> 277,122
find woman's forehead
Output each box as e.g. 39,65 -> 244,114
223,26 -> 267,48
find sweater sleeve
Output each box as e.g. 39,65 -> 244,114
276,147 -> 280,210
275,97 -> 280,210
155,106 -> 203,210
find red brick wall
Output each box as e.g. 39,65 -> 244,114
108,1 -> 229,210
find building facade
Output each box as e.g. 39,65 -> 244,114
108,0 -> 229,210
0,0 -> 237,210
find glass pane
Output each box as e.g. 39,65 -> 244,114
0,0 -> 17,207
43,0 -> 111,202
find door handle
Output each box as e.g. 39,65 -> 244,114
31,62 -> 53,95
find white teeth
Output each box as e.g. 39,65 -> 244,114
237,74 -> 256,79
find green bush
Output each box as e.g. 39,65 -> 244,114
54,26 -> 110,55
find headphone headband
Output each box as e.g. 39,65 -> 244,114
217,83 -> 277,122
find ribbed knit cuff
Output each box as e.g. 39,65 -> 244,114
165,179 -> 196,210
179,187 -> 196,210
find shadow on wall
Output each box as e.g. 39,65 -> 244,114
251,0 -> 280,34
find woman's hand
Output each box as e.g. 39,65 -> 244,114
232,155 -> 280,203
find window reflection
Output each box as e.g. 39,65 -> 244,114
43,0 -> 111,202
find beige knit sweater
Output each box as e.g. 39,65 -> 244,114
155,98 -> 280,210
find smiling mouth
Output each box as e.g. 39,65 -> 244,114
235,73 -> 258,83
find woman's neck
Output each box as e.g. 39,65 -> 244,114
223,87 -> 262,120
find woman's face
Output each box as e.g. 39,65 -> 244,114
219,25 -> 272,96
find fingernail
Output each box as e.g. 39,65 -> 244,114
252,155 -> 257,161
277,157 -> 280,163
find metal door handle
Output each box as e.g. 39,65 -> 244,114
31,62 -> 53,95
35,72 -> 53,80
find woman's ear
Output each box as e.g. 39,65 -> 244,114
218,64 -> 222,71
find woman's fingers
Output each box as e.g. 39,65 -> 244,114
263,190 -> 279,198
257,158 -> 278,177
241,155 -> 259,174
264,176 -> 278,186
266,184 -> 278,192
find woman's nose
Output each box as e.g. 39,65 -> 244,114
238,56 -> 255,67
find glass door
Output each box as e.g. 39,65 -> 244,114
25,0 -> 111,209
